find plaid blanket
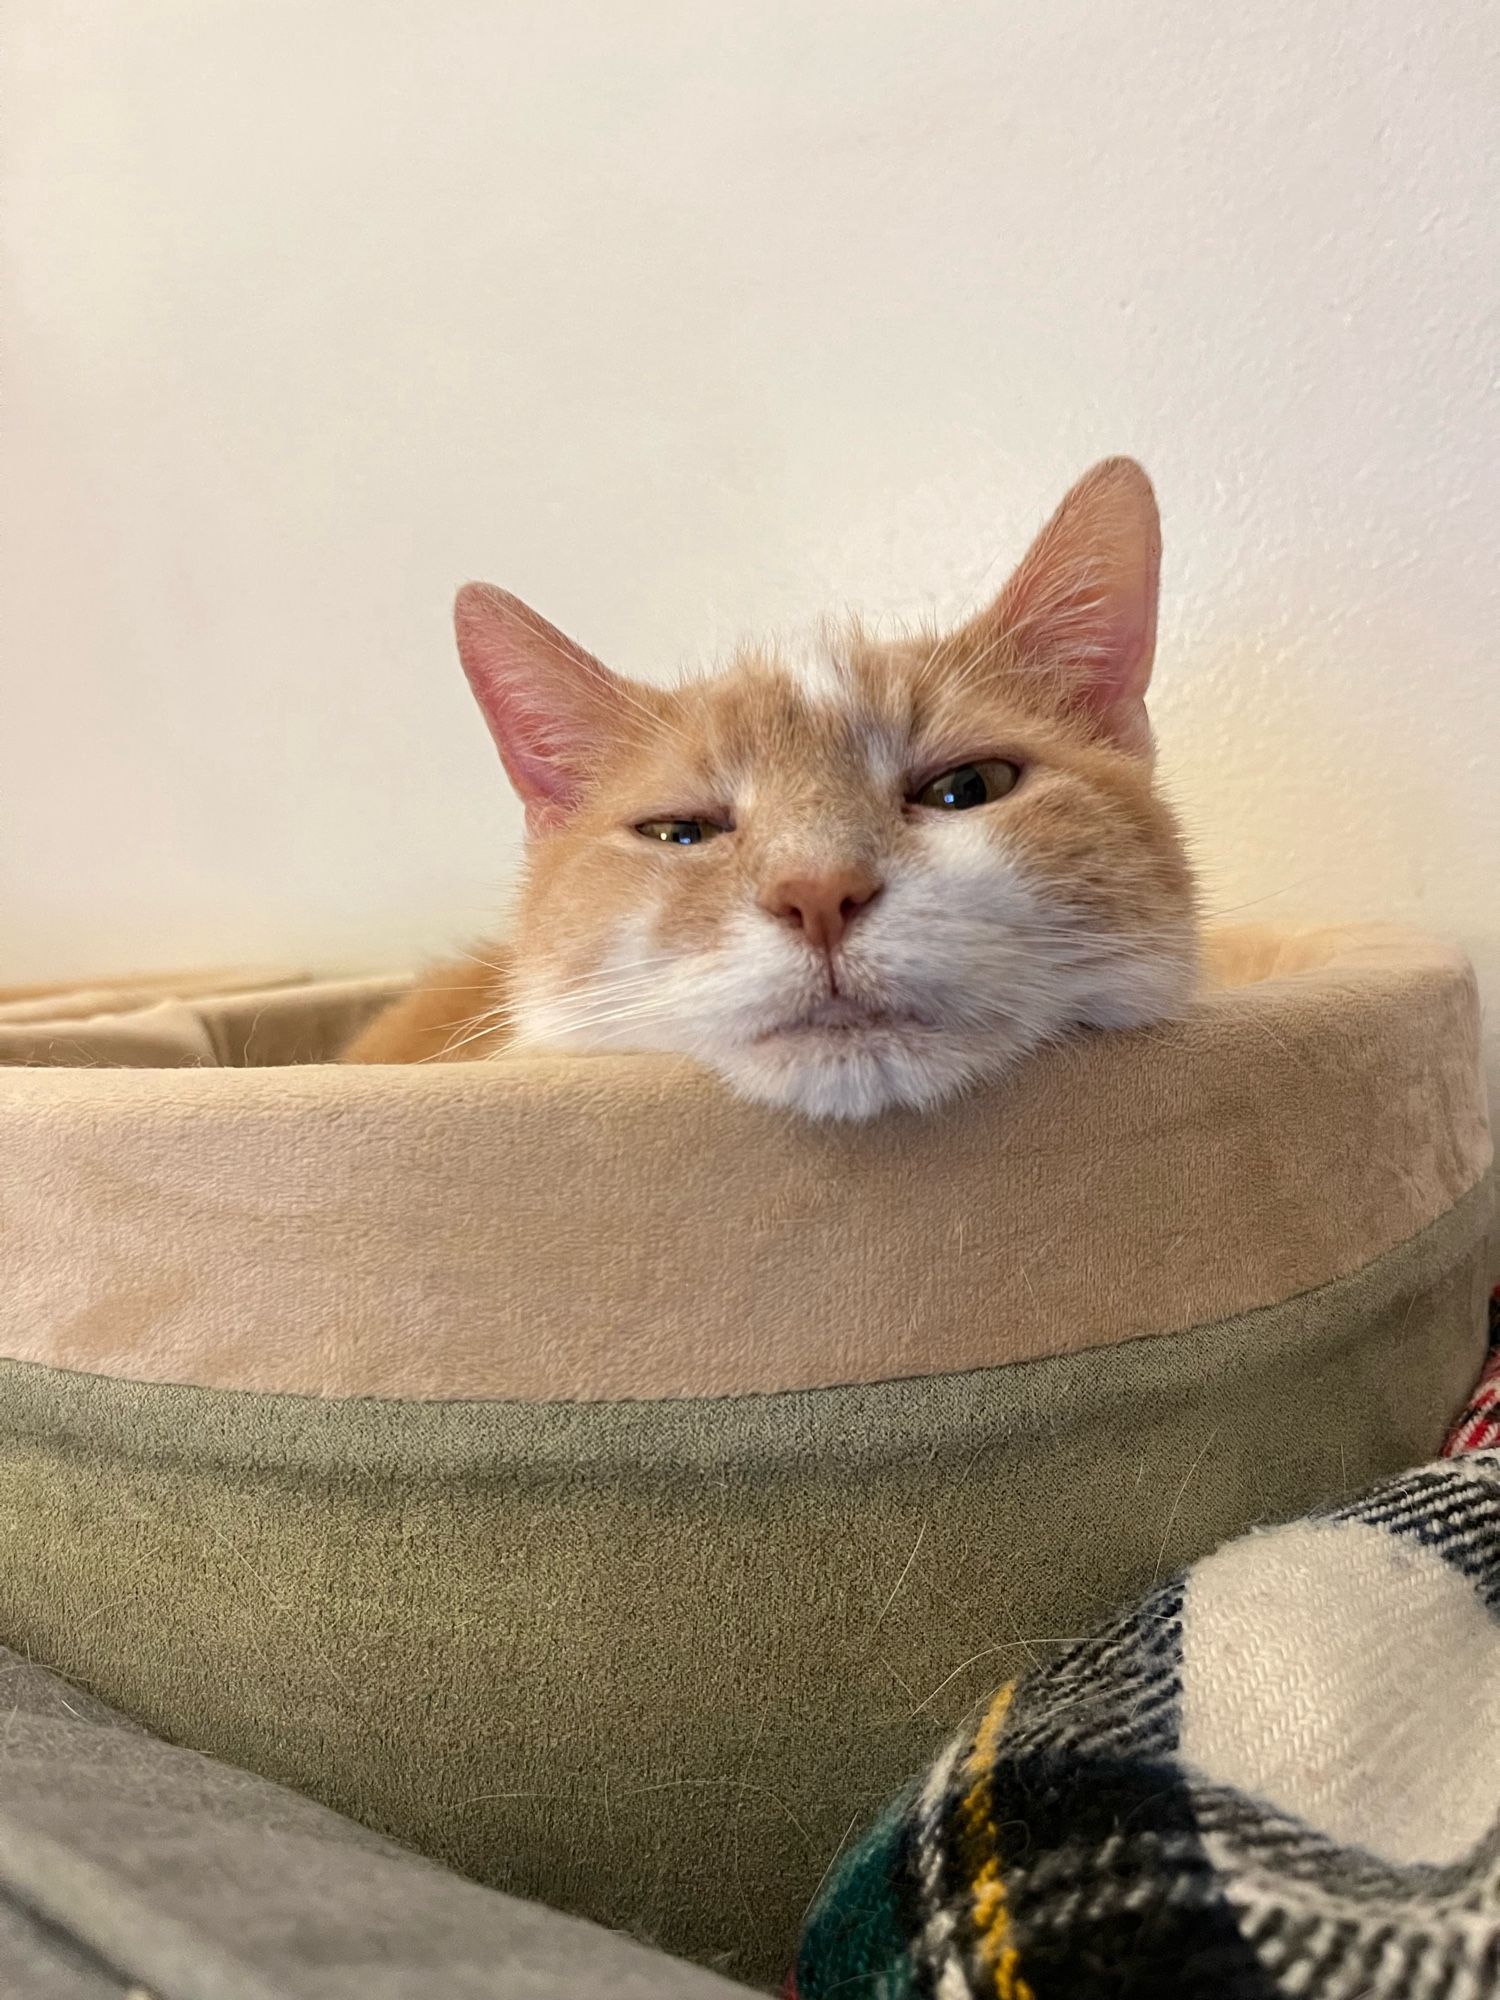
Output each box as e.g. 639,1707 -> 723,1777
790,1292 -> 1500,2000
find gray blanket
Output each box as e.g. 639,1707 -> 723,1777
0,1650 -> 752,2000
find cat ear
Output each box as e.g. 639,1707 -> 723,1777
987,457 -> 1162,755
454,583 -> 654,830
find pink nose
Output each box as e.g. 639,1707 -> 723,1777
759,867 -> 883,952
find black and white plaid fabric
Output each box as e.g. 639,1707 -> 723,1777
792,1439 -> 1500,2000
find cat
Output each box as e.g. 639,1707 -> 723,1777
342,458 -> 1198,1118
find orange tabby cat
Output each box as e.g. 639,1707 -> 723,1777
343,458 -> 1197,1118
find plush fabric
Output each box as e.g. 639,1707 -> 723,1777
791,1377 -> 1500,1999
0,1648 -> 754,1999
0,1198 -> 1487,1990
0,969 -> 397,1071
0,925 -> 1488,1400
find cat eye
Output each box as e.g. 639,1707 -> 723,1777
634,818 -> 729,847
910,759 -> 1022,812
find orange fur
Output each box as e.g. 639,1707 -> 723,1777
341,955 -> 506,1064
343,459 -> 1197,1120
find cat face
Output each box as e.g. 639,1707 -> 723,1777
457,459 -> 1197,1119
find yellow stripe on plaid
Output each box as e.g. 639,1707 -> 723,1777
956,1682 -> 1035,2000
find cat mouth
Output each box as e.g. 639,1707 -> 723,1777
757,998 -> 927,1042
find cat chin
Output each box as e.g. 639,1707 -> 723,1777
707,1028 -> 1012,1122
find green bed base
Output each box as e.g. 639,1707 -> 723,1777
0,1181 -> 1488,1989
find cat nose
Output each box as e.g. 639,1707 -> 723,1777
760,867 -> 883,952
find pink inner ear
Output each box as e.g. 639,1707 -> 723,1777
453,582 -> 639,821
993,458 -> 1162,746
471,669 -> 587,815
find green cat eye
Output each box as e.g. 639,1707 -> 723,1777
911,759 -> 1022,812
634,818 -> 727,847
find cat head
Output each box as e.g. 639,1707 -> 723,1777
456,458 -> 1197,1119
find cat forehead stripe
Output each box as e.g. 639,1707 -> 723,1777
779,644 -> 848,707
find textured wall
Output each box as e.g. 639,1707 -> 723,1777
4,2 -> 1497,1101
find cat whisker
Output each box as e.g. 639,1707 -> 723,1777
522,1004 -> 671,1043
415,1024 -> 505,1063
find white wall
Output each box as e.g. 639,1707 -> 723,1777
5,2 -> 1498,1097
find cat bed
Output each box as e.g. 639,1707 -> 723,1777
0,925 -> 1490,1988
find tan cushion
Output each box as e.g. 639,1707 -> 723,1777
0,924 -> 1488,1401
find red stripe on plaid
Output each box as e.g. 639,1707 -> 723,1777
1442,1287 -> 1500,1458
